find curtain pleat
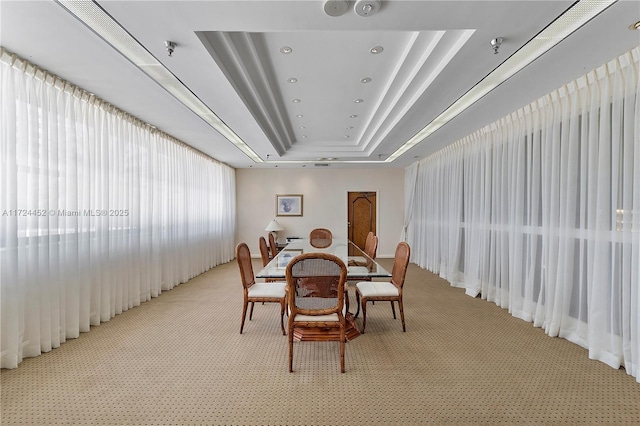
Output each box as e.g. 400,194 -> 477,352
1,50 -> 237,369
406,47 -> 640,382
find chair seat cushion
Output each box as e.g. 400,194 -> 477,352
356,281 -> 398,297
248,282 -> 286,298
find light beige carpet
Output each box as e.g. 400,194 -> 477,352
2,258 -> 639,425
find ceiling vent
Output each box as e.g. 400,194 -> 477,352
314,163 -> 330,167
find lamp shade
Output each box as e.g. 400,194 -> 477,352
265,219 -> 284,232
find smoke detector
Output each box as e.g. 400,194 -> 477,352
323,0 -> 349,17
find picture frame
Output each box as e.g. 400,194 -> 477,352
276,249 -> 304,269
276,194 -> 303,216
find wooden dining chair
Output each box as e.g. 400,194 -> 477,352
348,232 -> 378,280
268,233 -> 279,258
259,236 -> 271,265
309,228 -> 332,248
259,236 -> 279,283
350,231 -> 378,264
236,243 -> 286,335
286,252 -> 348,373
355,242 -> 410,333
364,231 -> 378,259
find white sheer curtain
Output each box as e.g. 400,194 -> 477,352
407,47 -> 639,382
403,162 -> 419,242
1,49 -> 237,369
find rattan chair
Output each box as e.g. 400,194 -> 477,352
268,233 -> 279,258
236,243 -> 286,335
259,236 -> 280,283
349,232 -> 378,277
286,252 -> 348,373
259,236 -> 271,265
363,231 -> 378,259
355,242 -> 410,333
309,228 -> 332,248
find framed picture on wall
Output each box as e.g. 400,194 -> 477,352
276,194 -> 303,216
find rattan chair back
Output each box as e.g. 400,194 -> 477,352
309,228 -> 333,248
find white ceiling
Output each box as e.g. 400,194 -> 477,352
1,1 -> 639,169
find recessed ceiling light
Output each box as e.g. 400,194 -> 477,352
299,126 -> 305,129
292,99 -> 301,103
354,99 -> 364,103
302,135 -> 307,138
296,114 -> 304,118
370,46 -> 384,54
360,77 -> 372,83
350,115 -> 358,118
354,0 -> 381,17
280,46 -> 293,54
344,135 -> 350,138
287,77 -> 298,83
630,21 -> 640,30
346,126 -> 354,130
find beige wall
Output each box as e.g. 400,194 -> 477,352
236,168 -> 404,258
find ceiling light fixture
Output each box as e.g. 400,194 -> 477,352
630,21 -> 640,30
164,40 -> 176,57
354,0 -> 381,17
360,77 -> 372,83
385,0 -> 617,163
55,0 -> 263,163
287,77 -> 298,83
354,99 -> 364,103
296,114 -> 304,118
292,99 -> 301,103
350,115 -> 358,118
370,46 -> 384,54
280,46 -> 293,54
490,37 -> 503,54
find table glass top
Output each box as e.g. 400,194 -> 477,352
255,238 -> 390,279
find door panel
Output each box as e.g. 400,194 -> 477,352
347,192 -> 376,255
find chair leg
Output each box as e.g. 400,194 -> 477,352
240,302 -> 248,334
345,290 -> 350,314
288,321 -> 295,372
361,298 -> 367,334
355,291 -> 361,318
249,301 -> 255,320
398,298 -> 406,332
390,301 -> 396,319
339,325 -> 346,373
280,300 -> 286,336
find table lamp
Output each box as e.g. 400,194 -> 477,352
265,219 -> 284,243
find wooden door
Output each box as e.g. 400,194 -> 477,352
347,192 -> 377,255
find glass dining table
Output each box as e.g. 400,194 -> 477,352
256,238 -> 390,341
255,238 -> 391,280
